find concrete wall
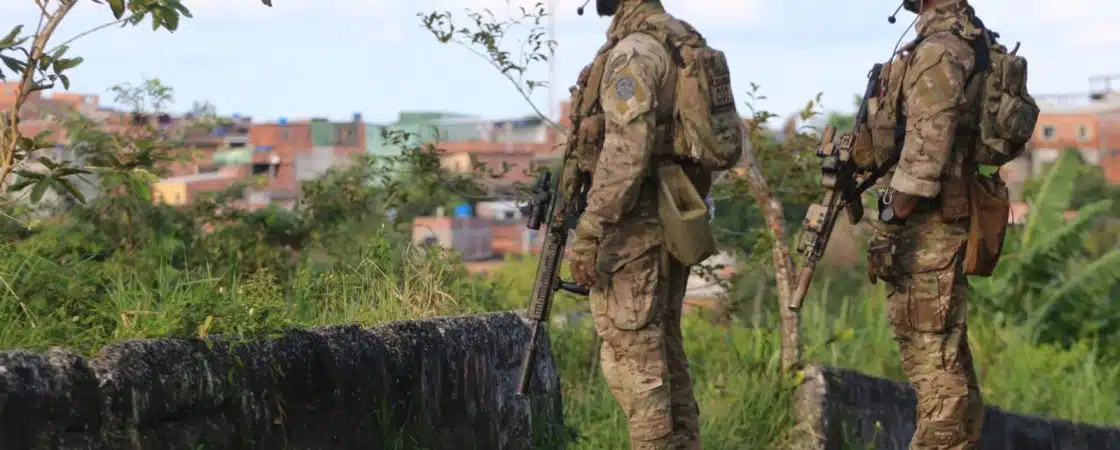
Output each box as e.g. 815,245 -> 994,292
791,365 -> 1120,450
293,146 -> 336,182
0,312 -> 564,450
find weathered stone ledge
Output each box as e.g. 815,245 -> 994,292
792,364 -> 1120,450
0,311 -> 564,450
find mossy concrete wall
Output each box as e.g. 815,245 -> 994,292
792,364 -> 1120,450
0,311 -> 564,450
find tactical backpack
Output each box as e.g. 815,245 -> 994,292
864,20 -> 1039,171
969,25 -> 1040,166
645,15 -> 744,172
569,14 -> 744,174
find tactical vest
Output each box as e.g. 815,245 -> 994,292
859,13 -> 1034,275
859,14 -> 1037,207
564,9 -> 739,265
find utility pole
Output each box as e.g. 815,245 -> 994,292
1090,74 -> 1120,170
547,0 -> 557,123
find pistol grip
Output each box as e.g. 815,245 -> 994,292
846,197 -> 865,224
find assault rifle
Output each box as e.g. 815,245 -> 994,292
515,163 -> 591,396
789,63 -> 885,310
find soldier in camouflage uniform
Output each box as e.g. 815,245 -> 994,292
869,0 -> 988,448
565,1 -> 709,448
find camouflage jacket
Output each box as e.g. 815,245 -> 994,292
573,1 -> 679,264
888,0 -> 984,199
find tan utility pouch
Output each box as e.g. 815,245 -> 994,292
657,164 -> 716,266
963,174 -> 1011,276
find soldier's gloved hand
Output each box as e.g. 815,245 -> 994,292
867,221 -> 904,285
567,215 -> 603,288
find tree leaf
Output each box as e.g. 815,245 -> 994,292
29,180 -> 48,202
162,8 -> 180,31
108,0 -> 126,19
0,25 -> 22,47
0,55 -> 25,74
6,178 -> 34,192
54,177 -> 86,204
50,44 -> 69,59
12,169 -> 44,180
37,156 -> 58,170
52,57 -> 83,73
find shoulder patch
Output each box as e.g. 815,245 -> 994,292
614,75 -> 636,100
599,35 -> 668,125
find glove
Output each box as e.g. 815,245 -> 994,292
567,215 -> 604,288
867,221 -> 903,285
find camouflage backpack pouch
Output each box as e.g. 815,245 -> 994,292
972,35 -> 1040,166
637,17 -> 743,171
673,43 -> 743,171
863,47 -> 914,171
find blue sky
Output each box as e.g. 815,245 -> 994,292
3,0 -> 1116,125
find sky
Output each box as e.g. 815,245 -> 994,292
2,0 -> 1117,125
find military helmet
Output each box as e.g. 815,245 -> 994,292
902,0 -> 921,13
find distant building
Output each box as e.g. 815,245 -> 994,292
1010,75 -> 1120,199
412,211 -> 494,261
153,171 -> 240,206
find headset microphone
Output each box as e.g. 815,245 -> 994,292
577,0 -> 591,15
887,2 -> 904,23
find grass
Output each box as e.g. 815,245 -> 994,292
1,244 -> 1118,448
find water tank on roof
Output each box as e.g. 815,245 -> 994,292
231,113 -> 240,118
278,117 -> 288,125
454,203 -> 472,218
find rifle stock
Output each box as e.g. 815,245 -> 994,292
515,162 -> 590,396
789,63 -> 884,310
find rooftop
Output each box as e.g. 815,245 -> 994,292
1037,92 -> 1120,114
156,172 -> 235,184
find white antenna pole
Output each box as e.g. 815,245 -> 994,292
547,0 -> 557,122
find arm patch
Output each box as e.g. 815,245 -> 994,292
599,36 -> 666,125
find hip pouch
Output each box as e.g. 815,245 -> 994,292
657,164 -> 716,265
962,173 -> 1010,276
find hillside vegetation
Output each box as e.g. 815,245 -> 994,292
1,3 -> 1118,446
2,131 -> 1118,448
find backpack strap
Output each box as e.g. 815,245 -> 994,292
963,17 -> 991,86
958,16 -> 992,172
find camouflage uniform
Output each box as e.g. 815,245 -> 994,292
567,1 -> 702,448
874,1 -> 986,448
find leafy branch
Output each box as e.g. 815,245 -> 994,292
420,1 -> 559,129
1,0 -> 272,204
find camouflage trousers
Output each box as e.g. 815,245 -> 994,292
589,246 -> 700,450
883,212 -> 984,450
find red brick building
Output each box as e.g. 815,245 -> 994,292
1008,80 -> 1120,201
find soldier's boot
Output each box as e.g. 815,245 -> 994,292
963,383 -> 985,447
909,372 -> 984,449
911,420 -> 972,450
668,402 -> 701,450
